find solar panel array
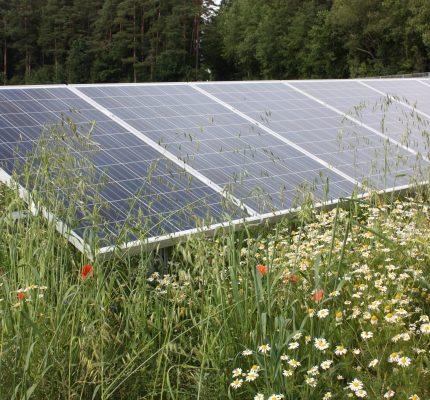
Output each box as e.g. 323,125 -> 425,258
0,79 -> 429,255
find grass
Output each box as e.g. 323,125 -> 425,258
1,174 -> 430,399
1,98 -> 430,399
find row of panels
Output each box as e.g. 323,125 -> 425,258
0,79 -> 429,253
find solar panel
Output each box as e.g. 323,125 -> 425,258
290,80 -> 430,155
359,79 -> 430,117
196,82 -> 424,190
76,84 -> 356,213
0,79 -> 427,257
0,86 -> 245,251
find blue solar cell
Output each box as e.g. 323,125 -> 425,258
78,84 -> 356,213
197,82 -> 426,190
0,86 -> 245,249
290,80 -> 430,154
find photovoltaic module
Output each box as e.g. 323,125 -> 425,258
0,79 -> 429,256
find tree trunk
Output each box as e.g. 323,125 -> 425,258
3,38 -> 6,85
140,5 -> 144,64
133,1 -> 137,82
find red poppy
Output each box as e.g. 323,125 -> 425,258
313,289 -> 324,302
81,264 -> 93,279
257,264 -> 268,276
285,274 -> 299,283
17,292 -> 27,301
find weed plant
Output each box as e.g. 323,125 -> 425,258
0,97 -> 430,399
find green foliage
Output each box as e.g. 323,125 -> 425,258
0,0 -> 429,83
205,0 -> 430,80
1,112 -> 430,398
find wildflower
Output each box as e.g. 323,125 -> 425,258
314,338 -> 329,351
348,378 -> 363,391
368,300 -> 381,310
323,393 -> 332,399
385,313 -> 399,323
360,331 -> 373,339
230,379 -> 243,389
320,360 -> 333,370
246,370 -> 259,382
288,341 -> 299,350
308,308 -> 315,317
288,359 -> 301,368
283,369 -> 294,377
397,356 -> 412,367
355,389 -> 367,397
251,364 -> 260,372
370,315 -> 378,324
335,311 -> 343,322
391,334 -> 402,343
335,345 -> 347,355
306,376 -> 317,387
17,292 -> 27,301
408,395 -> 420,400
317,309 -> 329,319
305,335 -> 312,344
420,323 -> 430,335
292,332 -> 302,340
384,390 -> 395,398
280,354 -> 289,361
81,264 -> 93,279
352,348 -> 360,355
388,352 -> 399,363
254,394 -> 264,400
285,273 -> 299,283
242,349 -> 253,356
363,311 -> 371,320
257,264 -> 268,276
313,289 -> 324,302
368,359 -> 379,368
329,291 -> 339,297
232,368 -> 242,377
258,344 -> 271,354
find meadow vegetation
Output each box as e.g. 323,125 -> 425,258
1,98 -> 430,399
1,173 -> 430,399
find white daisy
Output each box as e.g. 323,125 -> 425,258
230,379 -> 243,389
258,344 -> 271,353
360,331 -> 373,339
397,356 -> 412,367
317,309 -> 329,319
335,345 -> 347,355
314,338 -> 330,351
348,378 -> 363,391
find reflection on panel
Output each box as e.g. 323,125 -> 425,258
197,82 -> 426,190
0,87 -> 243,247
79,84 -> 356,213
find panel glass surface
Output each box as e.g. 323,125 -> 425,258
78,84 -> 356,213
290,80 -> 430,157
198,82 -> 425,190
362,79 -> 430,115
0,87 -> 242,247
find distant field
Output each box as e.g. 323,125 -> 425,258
1,179 -> 429,399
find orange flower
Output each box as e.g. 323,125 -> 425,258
81,264 -> 93,279
17,292 -> 27,301
257,264 -> 268,276
285,274 -> 299,283
313,289 -> 324,302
